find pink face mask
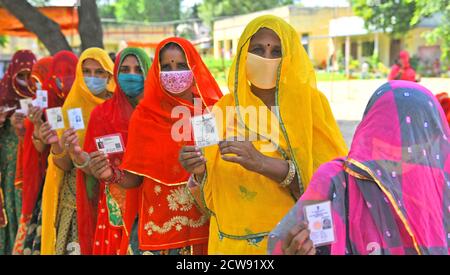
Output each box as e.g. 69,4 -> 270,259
160,70 -> 194,94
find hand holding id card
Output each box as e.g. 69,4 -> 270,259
304,201 -> 335,247
95,134 -> 124,155
191,113 -> 219,148
46,107 -> 65,130
67,108 -> 85,130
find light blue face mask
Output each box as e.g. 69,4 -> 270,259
84,76 -> 107,95
118,73 -> 144,98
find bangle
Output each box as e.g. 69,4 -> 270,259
73,152 -> 91,169
105,166 -> 124,185
51,147 -> 67,160
280,160 -> 296,188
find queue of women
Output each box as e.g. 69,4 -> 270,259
0,15 -> 448,255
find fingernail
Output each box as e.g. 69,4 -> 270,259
197,152 -> 201,156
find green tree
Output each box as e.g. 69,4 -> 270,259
115,0 -> 181,22
198,0 -> 293,27
351,0 -> 417,36
411,0 -> 449,61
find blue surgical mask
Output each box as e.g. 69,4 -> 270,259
118,73 -> 144,98
84,76 -> 107,95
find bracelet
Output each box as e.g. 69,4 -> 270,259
51,147 -> 67,160
105,166 -> 125,185
73,152 -> 91,169
280,160 -> 296,188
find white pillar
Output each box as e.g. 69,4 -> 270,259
374,33 -> 379,57
345,36 -> 350,77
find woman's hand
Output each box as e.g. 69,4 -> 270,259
282,222 -> 316,255
179,146 -> 206,176
39,121 -> 59,145
10,111 -> 26,137
60,128 -> 82,157
28,106 -> 44,128
219,141 -> 265,172
88,151 -> 113,180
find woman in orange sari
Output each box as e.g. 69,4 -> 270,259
93,37 -> 222,254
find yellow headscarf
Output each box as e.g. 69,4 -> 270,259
202,15 -> 348,254
41,48 -> 115,254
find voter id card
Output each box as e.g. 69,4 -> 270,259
95,134 -> 124,155
304,201 -> 335,247
191,113 -> 219,148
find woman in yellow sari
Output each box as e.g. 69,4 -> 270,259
179,15 -> 348,254
39,48 -> 115,254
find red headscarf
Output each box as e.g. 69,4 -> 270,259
0,50 -> 36,111
121,37 -> 222,182
48,50 -> 78,106
120,37 -> 222,252
76,48 -> 149,255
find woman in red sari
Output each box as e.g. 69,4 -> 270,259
76,47 -> 151,255
92,37 -> 223,255
13,51 -> 78,255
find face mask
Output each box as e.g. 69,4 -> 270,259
84,76 -> 107,95
160,70 -> 194,94
16,78 -> 29,88
246,53 -> 281,90
118,73 -> 144,98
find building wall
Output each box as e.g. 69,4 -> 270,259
213,5 -> 353,65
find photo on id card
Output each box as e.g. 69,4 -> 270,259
94,133 -> 125,155
191,113 -> 219,148
303,201 -> 335,247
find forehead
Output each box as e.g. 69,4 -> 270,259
82,58 -> 102,68
249,28 -> 281,46
121,54 -> 139,65
160,47 -> 186,62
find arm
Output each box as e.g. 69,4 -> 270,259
28,106 -> 46,153
219,141 -> 300,196
39,121 -> 73,171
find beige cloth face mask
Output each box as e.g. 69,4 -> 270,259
246,52 -> 281,90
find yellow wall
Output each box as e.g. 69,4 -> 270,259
213,5 -> 353,65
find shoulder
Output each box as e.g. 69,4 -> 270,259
310,158 -> 345,184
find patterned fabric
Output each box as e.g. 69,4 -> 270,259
269,81 -> 450,255
22,194 -> 42,255
0,121 -> 22,255
127,218 -> 193,255
55,169 -> 79,255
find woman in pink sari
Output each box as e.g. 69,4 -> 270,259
269,80 -> 450,255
